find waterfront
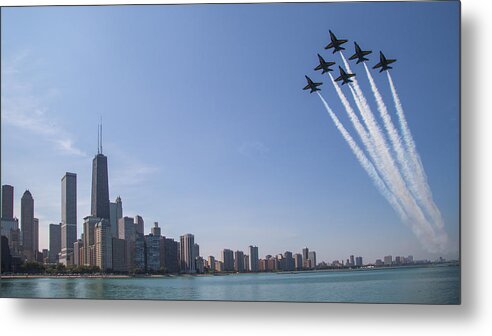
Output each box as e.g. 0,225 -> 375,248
0,265 -> 459,304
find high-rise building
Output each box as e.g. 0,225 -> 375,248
221,249 -> 234,272
294,253 -> 303,271
244,255 -> 250,272
193,243 -> 200,260
134,215 -> 144,235
1,217 -> 19,255
118,216 -> 136,271
208,256 -> 216,272
180,234 -> 195,273
94,220 -> 112,272
283,251 -> 294,271
83,215 -> 101,266
109,196 -> 123,239
302,247 -> 309,268
163,238 -> 179,273
355,256 -> 363,266
60,172 -> 77,266
215,260 -> 224,272
308,251 -> 317,269
249,245 -> 259,272
91,123 -> 110,220
195,256 -> 204,273
21,190 -> 35,261
73,239 -> 83,266
384,255 -> 393,266
111,238 -> 127,273
234,250 -> 244,272
350,255 -> 355,266
1,185 -> 19,256
1,185 -> 14,220
145,234 -> 161,272
134,233 -> 146,272
49,223 -> 61,263
33,218 -> 39,257
151,222 -> 161,237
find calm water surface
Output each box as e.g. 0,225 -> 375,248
0,265 -> 460,304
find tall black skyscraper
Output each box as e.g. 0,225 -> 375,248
2,185 -> 14,220
91,122 -> 110,220
21,190 -> 35,261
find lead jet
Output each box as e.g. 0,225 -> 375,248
373,51 -> 397,72
303,75 -> 322,93
334,66 -> 355,85
349,42 -> 372,64
324,30 -> 348,54
314,54 -> 336,74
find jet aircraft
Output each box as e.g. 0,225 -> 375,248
349,42 -> 372,64
324,30 -> 348,54
314,54 -> 336,74
334,66 -> 356,85
373,51 -> 397,72
303,75 -> 323,93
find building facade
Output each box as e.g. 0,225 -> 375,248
49,223 -> 61,263
21,190 -> 36,261
180,234 -> 195,273
222,249 -> 234,272
249,245 -> 259,272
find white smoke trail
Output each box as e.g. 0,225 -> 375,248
317,92 -> 406,220
337,53 -> 444,252
387,71 -> 446,232
363,63 -> 421,207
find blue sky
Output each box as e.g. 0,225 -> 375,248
1,2 -> 459,263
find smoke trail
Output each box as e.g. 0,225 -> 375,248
387,71 -> 445,232
363,63 -> 420,207
338,53 -> 444,252
317,92 -> 406,220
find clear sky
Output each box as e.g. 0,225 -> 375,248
1,2 -> 459,263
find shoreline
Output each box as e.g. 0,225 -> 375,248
0,262 -> 459,280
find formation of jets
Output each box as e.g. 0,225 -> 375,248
303,30 -> 397,93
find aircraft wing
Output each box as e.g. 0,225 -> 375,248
348,53 -> 358,60
303,84 -> 311,90
334,75 -> 343,82
338,39 -> 348,44
314,64 -> 323,71
373,62 -> 382,69
325,42 -> 334,49
386,59 -> 396,64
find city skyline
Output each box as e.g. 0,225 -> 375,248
1,3 -> 459,263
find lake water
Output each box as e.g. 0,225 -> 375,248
0,265 -> 460,304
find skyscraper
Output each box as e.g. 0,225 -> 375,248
134,215 -> 144,235
151,222 -> 161,237
60,172 -> 77,266
302,247 -> 309,268
109,196 -> 123,239
163,238 -> 179,273
308,251 -> 317,269
294,253 -> 303,271
145,234 -> 161,272
350,255 -> 355,266
91,123 -> 110,220
33,218 -> 39,259
94,220 -> 112,271
49,223 -> 61,263
1,185 -> 14,220
249,245 -> 259,272
222,249 -> 234,272
234,250 -> 244,272
118,216 -> 136,271
83,215 -> 101,266
180,234 -> 195,273
21,190 -> 35,261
